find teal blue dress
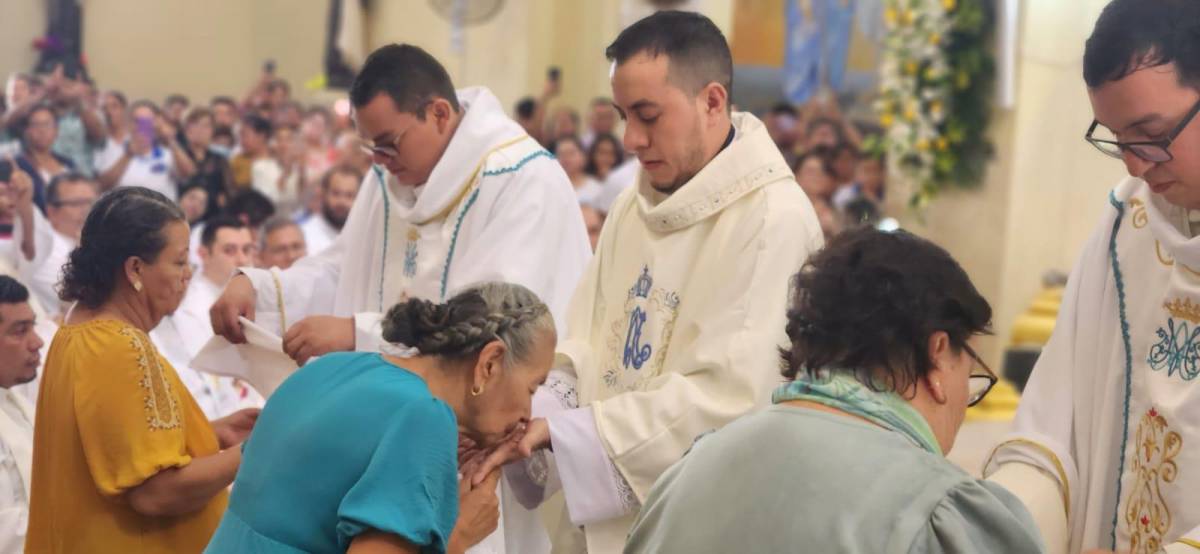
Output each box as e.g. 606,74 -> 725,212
204,352 -> 459,553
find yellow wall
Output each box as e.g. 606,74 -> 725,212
0,0 -> 48,86
78,0 -> 326,104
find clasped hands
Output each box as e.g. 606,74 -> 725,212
457,418 -> 551,489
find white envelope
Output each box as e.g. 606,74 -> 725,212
191,316 -> 299,399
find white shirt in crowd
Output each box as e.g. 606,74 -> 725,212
93,139 -> 178,202
573,176 -> 605,208
12,210 -> 74,319
251,158 -> 301,214
299,214 -> 338,257
0,389 -> 34,554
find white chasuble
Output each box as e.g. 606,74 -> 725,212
235,86 -> 591,554
512,113 -> 824,553
986,178 -> 1200,553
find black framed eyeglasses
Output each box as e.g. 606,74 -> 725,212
1085,97 -> 1200,163
962,344 -> 997,408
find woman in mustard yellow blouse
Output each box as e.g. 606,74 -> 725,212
26,186 -> 257,553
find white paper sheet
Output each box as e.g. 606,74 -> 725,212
191,316 -> 299,398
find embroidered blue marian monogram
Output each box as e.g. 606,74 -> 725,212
1148,299 -> 1200,381
604,265 -> 682,390
622,267 -> 655,370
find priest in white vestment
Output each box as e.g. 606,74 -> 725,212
210,44 -> 591,554
152,216 -> 262,418
984,3 -> 1200,553
0,276 -> 42,553
472,13 -> 823,553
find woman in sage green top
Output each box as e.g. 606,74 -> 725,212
625,228 -> 1045,554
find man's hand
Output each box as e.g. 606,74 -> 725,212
282,315 -> 355,364
210,274 -> 257,344
8,160 -> 34,216
449,469 -> 500,553
155,117 -> 179,143
211,407 -> 260,449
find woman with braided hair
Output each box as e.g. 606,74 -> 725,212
205,282 -> 557,554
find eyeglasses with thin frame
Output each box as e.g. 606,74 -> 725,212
1085,97 -> 1200,163
962,343 -> 998,408
359,132 -> 404,159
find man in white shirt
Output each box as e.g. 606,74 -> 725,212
258,215 -> 307,270
153,216 -> 261,418
300,165 -> 361,256
0,276 -> 42,554
14,173 -> 96,318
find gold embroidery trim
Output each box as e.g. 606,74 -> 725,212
271,269 -> 287,336
985,438 -> 1071,520
119,327 -> 182,430
1129,198 -> 1148,229
410,135 -> 530,226
1125,408 -> 1183,554
1154,240 -> 1200,278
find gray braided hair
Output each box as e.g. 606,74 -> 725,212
381,282 -> 555,367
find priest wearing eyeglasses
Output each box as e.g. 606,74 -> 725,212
984,2 -> 1200,554
207,43 -> 591,554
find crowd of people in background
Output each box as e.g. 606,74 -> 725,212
509,75 -> 889,246
0,60 -> 890,287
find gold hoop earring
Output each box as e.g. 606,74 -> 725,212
471,384 -> 484,397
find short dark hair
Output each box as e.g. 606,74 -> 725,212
60,187 -> 186,309
591,96 -> 614,108
0,276 -> 30,307
806,116 -> 843,139
259,215 -> 300,248
165,94 -> 189,108
350,44 -> 460,118
1083,0 -> 1200,88
225,189 -> 276,228
586,133 -> 626,176
793,145 -> 837,176
129,99 -> 161,117
19,103 -> 57,137
605,10 -> 733,99
46,173 -> 95,207
780,228 -> 992,395
321,164 -> 364,192
210,95 -> 237,109
201,214 -> 246,249
242,115 -> 273,138
550,135 -> 585,157
184,106 -> 214,126
105,90 -> 128,107
515,97 -> 537,120
769,102 -> 798,117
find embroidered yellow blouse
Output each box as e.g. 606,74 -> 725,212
26,319 -> 227,553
